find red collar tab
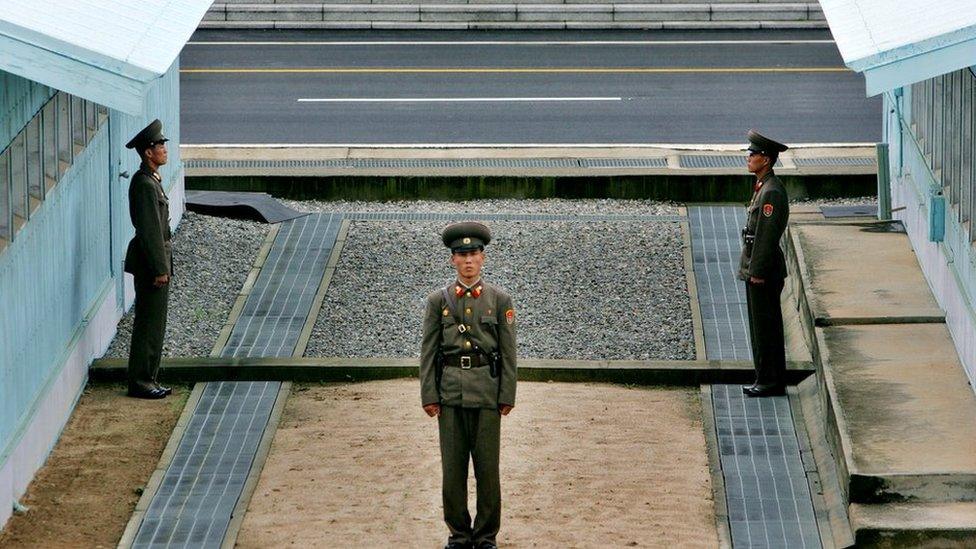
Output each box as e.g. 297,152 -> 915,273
455,284 -> 483,298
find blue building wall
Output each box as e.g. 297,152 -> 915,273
883,69 -> 976,387
0,61 -> 184,487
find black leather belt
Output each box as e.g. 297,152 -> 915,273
443,354 -> 487,369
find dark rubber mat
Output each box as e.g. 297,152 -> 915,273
712,384 -> 822,548
820,204 -> 878,218
186,190 -> 308,223
688,205 -> 752,360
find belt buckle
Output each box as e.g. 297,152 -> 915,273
460,356 -> 472,370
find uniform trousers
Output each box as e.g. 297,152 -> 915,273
127,276 -> 169,392
438,405 -> 502,545
745,277 -> 786,385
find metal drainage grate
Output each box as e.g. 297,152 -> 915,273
680,155 -> 783,169
579,157 -> 668,169
132,381 -> 281,548
688,206 -> 752,361
186,158 -> 581,170
185,157 -> 672,171
793,157 -> 876,167
712,384 -> 822,548
341,212 -> 685,222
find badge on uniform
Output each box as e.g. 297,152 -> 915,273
763,203 -> 774,217
505,309 -> 515,324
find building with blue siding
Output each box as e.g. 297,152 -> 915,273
0,1 -> 211,528
820,0 -> 976,390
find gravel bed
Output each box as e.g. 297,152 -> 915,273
281,198 -> 681,216
790,195 -> 877,206
104,212 -> 270,358
305,218 -> 693,361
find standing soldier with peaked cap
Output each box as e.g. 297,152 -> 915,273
740,130 -> 790,398
420,222 -> 517,549
123,119 -> 173,400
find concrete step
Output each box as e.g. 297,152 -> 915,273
786,222 -> 976,505
849,503 -> 976,546
202,2 -> 826,27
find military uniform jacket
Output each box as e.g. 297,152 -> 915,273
124,164 -> 172,278
739,172 -> 789,281
420,281 -> 517,409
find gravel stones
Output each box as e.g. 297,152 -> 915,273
304,207 -> 694,360
280,198 -> 681,217
104,212 -> 269,358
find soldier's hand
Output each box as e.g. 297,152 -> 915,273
423,403 -> 441,417
749,276 -> 765,285
499,404 -> 514,416
153,274 -> 170,287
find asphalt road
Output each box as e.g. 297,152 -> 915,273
180,30 -> 882,145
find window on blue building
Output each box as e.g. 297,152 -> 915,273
0,91 -> 108,252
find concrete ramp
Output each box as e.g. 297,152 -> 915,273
788,219 -> 976,543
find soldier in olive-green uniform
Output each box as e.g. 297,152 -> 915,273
124,119 -> 173,400
739,130 -> 790,397
420,222 -> 517,549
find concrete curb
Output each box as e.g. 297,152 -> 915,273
700,384 -> 733,549
681,212 -> 708,360
90,356 -> 815,385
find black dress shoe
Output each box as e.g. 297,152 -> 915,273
744,384 -> 786,398
128,387 -> 167,400
156,385 -> 173,395
474,542 -> 497,549
742,383 -> 758,395
444,542 -> 471,549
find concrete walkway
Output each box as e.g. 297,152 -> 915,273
786,214 -> 976,544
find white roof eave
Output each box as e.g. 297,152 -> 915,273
820,0 -> 976,96
0,0 -> 211,115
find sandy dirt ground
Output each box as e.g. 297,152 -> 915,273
0,384 -> 188,548
238,380 -> 718,548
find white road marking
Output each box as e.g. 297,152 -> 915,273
296,97 -> 623,102
188,40 -> 835,46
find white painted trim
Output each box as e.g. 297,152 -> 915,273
0,281 -> 121,529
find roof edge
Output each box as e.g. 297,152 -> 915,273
0,33 -> 150,115
846,23 -> 976,72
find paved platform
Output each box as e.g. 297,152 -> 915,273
791,222 -> 945,325
788,217 -> 976,541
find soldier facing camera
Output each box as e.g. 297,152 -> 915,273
420,221 -> 518,549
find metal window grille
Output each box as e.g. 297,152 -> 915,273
909,68 -> 976,243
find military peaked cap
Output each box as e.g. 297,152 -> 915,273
747,130 -> 788,156
125,119 -> 169,151
442,222 -> 491,252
